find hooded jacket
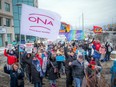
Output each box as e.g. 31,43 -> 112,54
4,49 -> 18,65
110,61 -> 116,87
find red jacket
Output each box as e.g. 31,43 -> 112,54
4,49 -> 18,65
36,54 -> 43,67
93,41 -> 101,51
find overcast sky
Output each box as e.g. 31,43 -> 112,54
38,0 -> 116,29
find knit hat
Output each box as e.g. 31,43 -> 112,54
90,60 -> 96,65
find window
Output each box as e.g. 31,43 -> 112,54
6,18 -> 11,27
0,1 -> 1,9
5,2 -> 10,12
0,17 -> 2,26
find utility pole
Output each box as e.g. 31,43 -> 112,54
82,12 -> 85,36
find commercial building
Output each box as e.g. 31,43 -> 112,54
0,0 -> 15,46
12,0 -> 38,43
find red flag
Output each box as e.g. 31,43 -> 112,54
93,26 -> 102,34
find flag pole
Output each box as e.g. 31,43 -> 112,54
16,3 -> 22,66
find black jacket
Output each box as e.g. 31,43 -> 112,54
4,66 -> 24,87
47,61 -> 58,80
23,57 -> 41,84
71,60 -> 85,79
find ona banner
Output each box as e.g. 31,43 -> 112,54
21,4 -> 61,40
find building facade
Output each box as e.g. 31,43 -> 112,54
0,0 -> 15,46
12,0 -> 38,43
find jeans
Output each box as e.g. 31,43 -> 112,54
49,80 -> 56,85
105,52 -> 111,61
74,78 -> 83,87
34,82 -> 41,87
66,70 -> 73,87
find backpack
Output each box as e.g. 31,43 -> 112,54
108,46 -> 113,52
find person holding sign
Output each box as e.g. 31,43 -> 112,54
4,49 -> 18,70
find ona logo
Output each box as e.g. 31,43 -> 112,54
28,14 -> 54,26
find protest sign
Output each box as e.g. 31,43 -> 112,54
19,44 -> 25,52
56,56 -> 65,61
25,43 -> 33,53
7,44 -> 13,50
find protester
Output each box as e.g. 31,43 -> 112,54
110,61 -> 116,87
105,42 -> 113,61
23,53 -> 32,83
4,49 -> 18,70
4,63 -> 24,87
65,47 -> 76,87
99,44 -> 106,62
47,53 -> 58,87
23,55 -> 42,87
69,54 -> 85,87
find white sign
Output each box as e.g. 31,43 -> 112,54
21,4 -> 61,40
25,43 -> 33,53
7,44 -> 13,50
0,27 -> 6,33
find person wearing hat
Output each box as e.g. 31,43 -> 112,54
69,54 -> 85,87
110,61 -> 116,87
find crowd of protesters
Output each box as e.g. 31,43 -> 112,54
3,38 -> 116,87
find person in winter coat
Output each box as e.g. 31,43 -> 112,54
82,58 -> 101,87
47,53 -> 58,87
65,47 -> 76,87
23,53 -> 32,83
105,42 -> 113,61
99,44 -> 106,62
69,54 -> 85,87
23,55 -> 42,87
4,49 -> 18,69
93,40 -> 101,51
110,61 -> 116,87
4,63 -> 24,87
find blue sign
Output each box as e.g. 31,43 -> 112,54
56,56 -> 65,61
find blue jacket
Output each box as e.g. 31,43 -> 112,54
110,61 -> 116,87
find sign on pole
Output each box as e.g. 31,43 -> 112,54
21,4 -> 61,40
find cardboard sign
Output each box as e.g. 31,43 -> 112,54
7,44 -> 13,50
25,43 -> 33,53
19,44 -> 25,52
56,56 -> 65,61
